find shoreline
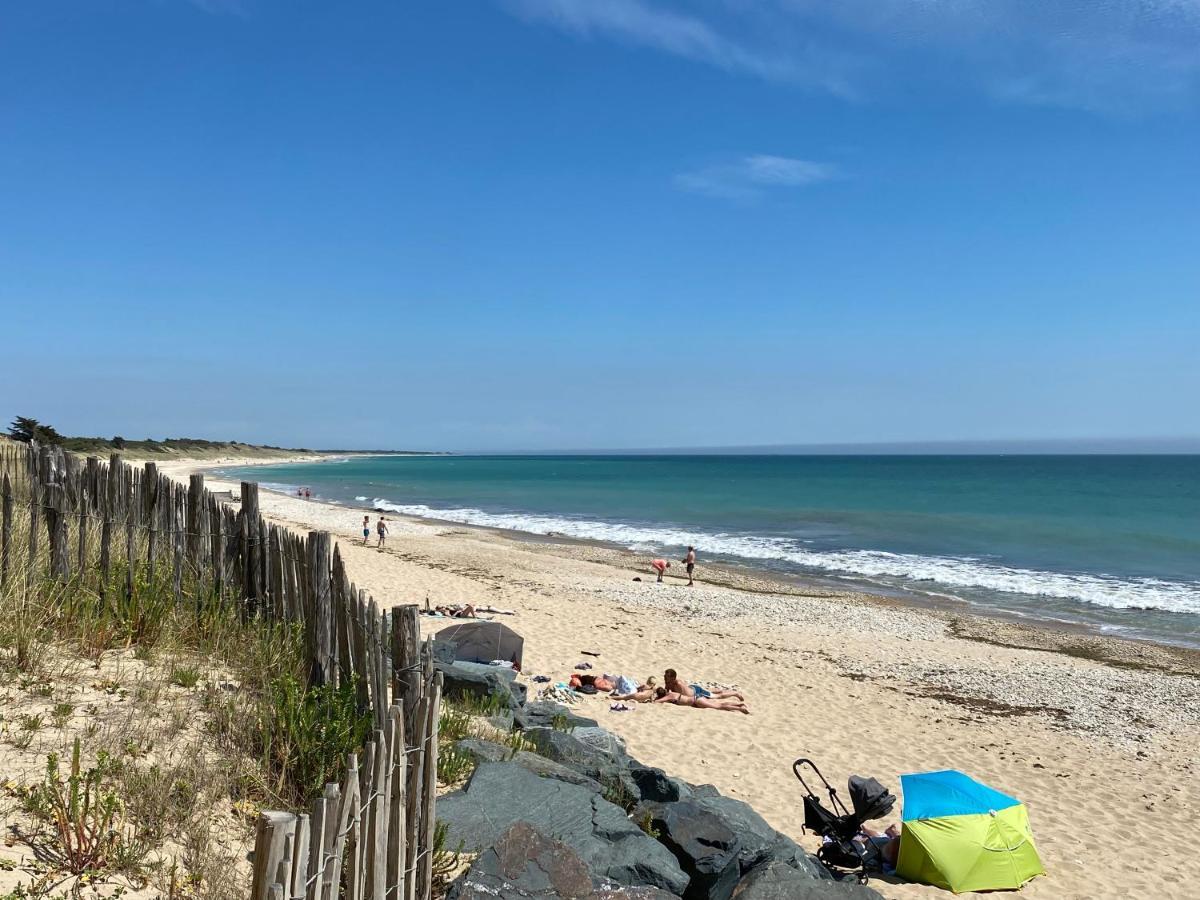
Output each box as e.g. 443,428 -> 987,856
202,454 -> 1200,674
157,454 -> 1200,899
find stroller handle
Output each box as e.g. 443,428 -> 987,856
793,758 -> 824,797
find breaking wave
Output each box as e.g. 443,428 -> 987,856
368,499 -> 1200,616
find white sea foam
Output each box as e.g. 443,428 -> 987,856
369,498 -> 1200,616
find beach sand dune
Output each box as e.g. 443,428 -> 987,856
165,459 -> 1200,900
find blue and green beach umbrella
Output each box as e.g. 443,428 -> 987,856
896,770 -> 1044,893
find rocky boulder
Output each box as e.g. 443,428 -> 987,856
573,725 -> 628,757
641,801 -> 743,900
447,822 -> 681,899
631,766 -> 693,804
688,794 -> 828,881
523,727 -> 640,804
455,738 -> 510,764
439,762 -> 688,896
731,861 -> 884,899
436,661 -> 527,709
514,700 -> 599,731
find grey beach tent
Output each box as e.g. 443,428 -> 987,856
434,621 -> 524,668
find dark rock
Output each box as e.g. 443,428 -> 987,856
447,822 -> 681,899
642,801 -> 742,900
731,861 -> 884,899
523,727 -> 641,804
436,661 -> 527,709
632,766 -> 693,803
573,726 -> 628,757
523,727 -> 626,767
486,713 -> 516,732
514,700 -> 600,732
455,738 -> 510,764
510,751 -> 604,791
689,795 -> 828,881
689,784 -> 722,799
439,762 -> 688,895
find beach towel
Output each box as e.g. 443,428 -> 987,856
614,675 -> 638,696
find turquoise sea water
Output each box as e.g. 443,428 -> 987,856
223,455 -> 1200,647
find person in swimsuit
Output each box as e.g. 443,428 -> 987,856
857,824 -> 902,867
664,668 -> 744,701
650,558 -> 671,583
611,676 -> 658,703
682,546 -> 696,586
362,515 -> 371,544
376,516 -> 388,548
653,687 -> 750,714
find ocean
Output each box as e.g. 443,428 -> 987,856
221,454 -> 1200,648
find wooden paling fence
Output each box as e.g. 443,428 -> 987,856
0,441 -> 443,900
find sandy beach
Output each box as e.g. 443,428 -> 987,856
162,456 -> 1200,900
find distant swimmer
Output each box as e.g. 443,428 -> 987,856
376,516 -> 388,548
362,515 -> 371,544
682,546 -> 696,587
650,558 -> 670,583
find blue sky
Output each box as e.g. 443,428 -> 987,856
2,0 -> 1198,451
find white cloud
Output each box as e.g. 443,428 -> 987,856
675,154 -> 837,200
500,0 -> 859,96
501,0 -> 1200,112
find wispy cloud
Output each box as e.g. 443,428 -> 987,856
500,0 -> 859,96
501,0 -> 1200,112
675,154 -> 837,201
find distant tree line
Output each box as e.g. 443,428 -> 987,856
4,417 -> 316,454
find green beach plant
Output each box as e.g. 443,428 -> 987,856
20,738 -> 151,879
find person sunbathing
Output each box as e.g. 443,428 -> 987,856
611,676 -> 658,703
664,668 -> 745,701
856,824 -> 901,867
434,604 -> 477,618
653,687 -> 750,714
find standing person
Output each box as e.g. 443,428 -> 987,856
650,558 -> 671,583
362,515 -> 371,544
376,516 -> 388,548
682,546 -> 697,586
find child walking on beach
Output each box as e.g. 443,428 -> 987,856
376,516 -> 388,549
362,515 -> 370,544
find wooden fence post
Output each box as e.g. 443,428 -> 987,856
77,457 -> 95,573
172,485 -> 184,603
187,473 -> 204,575
45,468 -> 69,582
100,454 -> 120,589
240,482 -> 261,615
250,811 -> 298,900
308,531 -> 333,686
417,672 -> 443,900
1,473 -> 12,588
391,605 -> 422,745
27,450 -> 40,586
385,706 -> 406,895
144,462 -> 159,579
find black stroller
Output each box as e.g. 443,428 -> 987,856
793,758 -> 896,884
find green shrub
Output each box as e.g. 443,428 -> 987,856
260,675 -> 373,804
170,666 -> 202,689
437,746 -> 476,786
21,738 -> 151,879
